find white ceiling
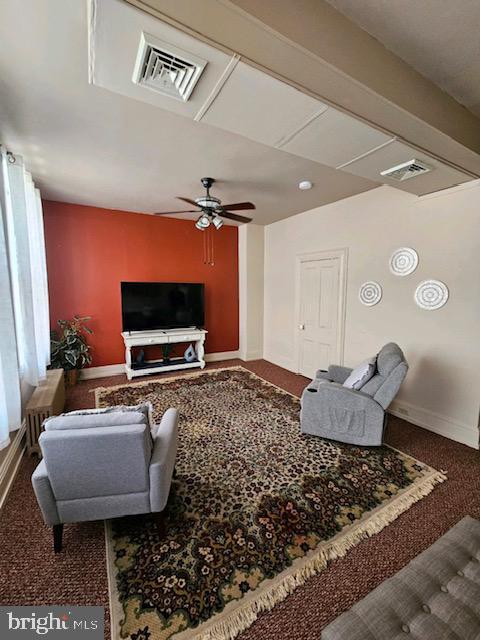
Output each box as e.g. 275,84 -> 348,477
326,0 -> 480,118
88,0 -> 476,196
0,0 -> 377,226
0,0 -> 476,227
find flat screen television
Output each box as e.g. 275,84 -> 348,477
121,282 -> 205,332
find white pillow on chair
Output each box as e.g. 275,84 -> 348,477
343,356 -> 377,390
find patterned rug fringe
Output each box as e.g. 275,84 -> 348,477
191,470 -> 446,640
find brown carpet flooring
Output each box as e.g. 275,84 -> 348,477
0,359 -> 478,640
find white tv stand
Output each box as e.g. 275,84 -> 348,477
121,328 -> 208,380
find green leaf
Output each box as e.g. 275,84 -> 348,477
65,351 -> 76,367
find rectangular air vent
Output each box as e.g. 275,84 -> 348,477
380,159 -> 432,181
132,32 -> 207,102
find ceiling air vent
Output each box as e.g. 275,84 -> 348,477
380,159 -> 433,181
132,33 -> 207,102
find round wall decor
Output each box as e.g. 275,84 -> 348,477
389,247 -> 419,276
414,280 -> 449,310
359,281 -> 382,306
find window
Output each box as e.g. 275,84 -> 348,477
0,148 -> 50,449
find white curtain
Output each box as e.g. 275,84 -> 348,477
0,165 -> 21,449
0,149 -> 50,449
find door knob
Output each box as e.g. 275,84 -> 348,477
299,324 -> 305,330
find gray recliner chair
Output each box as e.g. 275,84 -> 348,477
32,406 -> 178,552
300,343 -> 408,446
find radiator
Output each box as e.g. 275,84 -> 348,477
26,369 -> 65,456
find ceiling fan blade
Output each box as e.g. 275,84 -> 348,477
153,210 -> 198,215
221,202 -> 256,211
177,197 -> 199,207
220,211 -> 253,224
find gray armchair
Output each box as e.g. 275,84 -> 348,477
32,406 -> 178,552
300,343 -> 408,446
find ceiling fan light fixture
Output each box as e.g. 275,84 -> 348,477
212,214 -> 224,230
153,177 -> 254,226
195,196 -> 221,209
195,213 -> 210,230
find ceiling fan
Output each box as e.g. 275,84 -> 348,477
153,177 -> 255,230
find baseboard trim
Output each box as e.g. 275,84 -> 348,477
81,364 -> 124,379
389,400 -> 479,450
239,350 -> 263,362
263,352 -> 296,373
0,422 -> 26,511
81,351 -> 241,380
205,351 -> 240,362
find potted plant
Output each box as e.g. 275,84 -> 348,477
50,316 -> 93,385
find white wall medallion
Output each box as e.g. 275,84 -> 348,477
389,247 -> 418,276
414,280 -> 449,310
359,281 -> 382,306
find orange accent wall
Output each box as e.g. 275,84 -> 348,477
43,200 -> 239,367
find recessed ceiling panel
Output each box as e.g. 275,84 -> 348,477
343,140 -> 473,195
0,0 -> 377,226
90,0 -> 234,117
200,61 -> 327,147
280,108 -> 393,168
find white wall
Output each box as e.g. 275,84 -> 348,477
239,224 -> 264,360
264,183 -> 480,448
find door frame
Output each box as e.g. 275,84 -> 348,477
294,248 -> 348,375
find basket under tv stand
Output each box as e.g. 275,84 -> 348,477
121,328 -> 207,380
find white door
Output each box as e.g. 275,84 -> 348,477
297,255 -> 343,379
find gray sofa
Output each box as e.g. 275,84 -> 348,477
31,405 -> 178,552
322,516 -> 480,640
300,343 -> 408,446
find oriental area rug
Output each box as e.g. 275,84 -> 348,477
96,367 -> 445,640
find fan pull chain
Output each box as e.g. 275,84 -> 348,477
203,227 -> 207,265
202,225 -> 215,266
208,225 -> 215,266
212,225 -> 215,266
